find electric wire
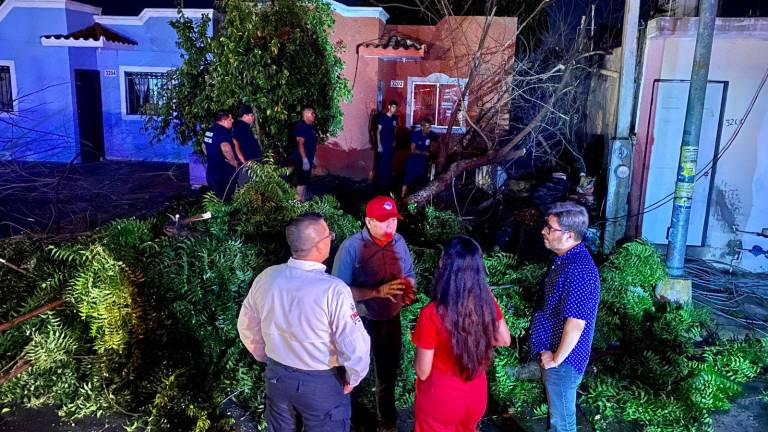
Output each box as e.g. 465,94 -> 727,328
603,66 -> 768,222
685,257 -> 768,334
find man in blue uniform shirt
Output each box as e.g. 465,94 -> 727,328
292,107 -> 317,203
529,201 -> 600,432
402,118 -> 439,197
374,100 -> 398,194
203,110 -> 238,201
232,104 -> 263,187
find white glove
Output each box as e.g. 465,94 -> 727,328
302,158 -> 310,171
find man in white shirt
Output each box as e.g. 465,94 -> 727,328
238,213 -> 371,431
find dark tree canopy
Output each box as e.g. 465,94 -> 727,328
147,0 -> 350,154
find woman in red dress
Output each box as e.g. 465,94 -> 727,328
411,236 -> 512,431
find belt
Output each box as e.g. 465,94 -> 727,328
266,358 -> 337,376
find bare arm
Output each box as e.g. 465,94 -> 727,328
377,125 -> 383,152
414,347 -> 434,381
296,136 -> 307,160
349,278 -> 409,302
541,317 -> 586,368
232,137 -> 246,164
220,142 -> 238,168
493,318 -> 512,347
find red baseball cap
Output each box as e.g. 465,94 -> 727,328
365,196 -> 403,222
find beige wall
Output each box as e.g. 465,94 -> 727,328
329,14 -> 383,152
633,17 -> 768,271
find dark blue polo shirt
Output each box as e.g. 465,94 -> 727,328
377,113 -> 398,153
529,242 -> 601,374
204,123 -> 235,178
291,121 -> 317,163
232,119 -> 263,162
410,129 -> 438,154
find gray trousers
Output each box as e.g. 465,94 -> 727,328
265,358 -> 351,431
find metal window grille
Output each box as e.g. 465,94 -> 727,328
410,81 -> 465,128
0,66 -> 12,112
125,71 -> 172,115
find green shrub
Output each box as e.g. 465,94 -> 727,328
1,174 -> 766,432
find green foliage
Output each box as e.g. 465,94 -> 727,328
2,179 -> 766,432
50,243 -> 139,355
404,203 -> 466,246
578,241 -> 768,432
204,161 -> 360,253
593,239 -> 667,350
395,247 -> 436,408
147,0 -> 350,155
581,337 -> 768,432
0,315 -> 116,421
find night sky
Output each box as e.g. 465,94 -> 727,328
79,0 -> 215,16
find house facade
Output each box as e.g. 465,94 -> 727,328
0,0 -> 516,180
627,17 -> 768,272
0,0 -> 213,163
321,13 -> 517,178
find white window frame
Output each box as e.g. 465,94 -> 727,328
0,60 -> 19,114
119,65 -> 174,120
406,73 -> 468,133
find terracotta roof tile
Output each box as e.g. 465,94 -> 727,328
362,32 -> 424,52
42,23 -> 137,46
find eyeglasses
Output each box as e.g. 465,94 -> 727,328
544,223 -> 569,234
298,230 -> 335,251
319,230 -> 336,243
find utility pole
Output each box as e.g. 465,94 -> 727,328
657,0 -> 719,302
603,0 -> 639,252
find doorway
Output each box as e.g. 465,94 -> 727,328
640,80 -> 727,246
75,69 -> 105,163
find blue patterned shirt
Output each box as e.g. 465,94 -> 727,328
529,242 -> 600,374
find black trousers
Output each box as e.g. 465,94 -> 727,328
206,172 -> 236,202
355,315 -> 402,426
265,359 -> 351,431
374,150 -> 394,194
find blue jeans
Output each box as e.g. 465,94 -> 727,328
265,359 -> 351,431
541,363 -> 583,432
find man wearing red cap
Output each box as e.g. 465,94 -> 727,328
332,196 -> 417,432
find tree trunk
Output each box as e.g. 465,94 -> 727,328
407,64 -> 573,206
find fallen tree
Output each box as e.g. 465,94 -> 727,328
399,0 -> 602,205
1,163 -> 766,431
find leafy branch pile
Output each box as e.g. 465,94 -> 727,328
0,163 -> 357,430
579,241 -> 768,432
2,163 -> 766,431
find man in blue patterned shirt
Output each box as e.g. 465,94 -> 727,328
529,201 -> 600,432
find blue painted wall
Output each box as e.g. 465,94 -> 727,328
0,6 -> 78,161
97,15 -> 208,162
0,2 -> 212,163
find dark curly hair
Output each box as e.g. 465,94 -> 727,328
433,236 -> 498,380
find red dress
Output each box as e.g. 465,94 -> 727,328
411,301 -> 503,432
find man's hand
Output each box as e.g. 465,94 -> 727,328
402,278 -> 416,305
302,158 -> 310,171
343,384 -> 354,394
540,350 -> 559,369
376,279 -> 406,302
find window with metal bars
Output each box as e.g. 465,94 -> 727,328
125,71 -> 172,115
0,66 -> 13,112
410,81 -> 465,128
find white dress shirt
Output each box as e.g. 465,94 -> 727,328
237,258 -> 371,387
